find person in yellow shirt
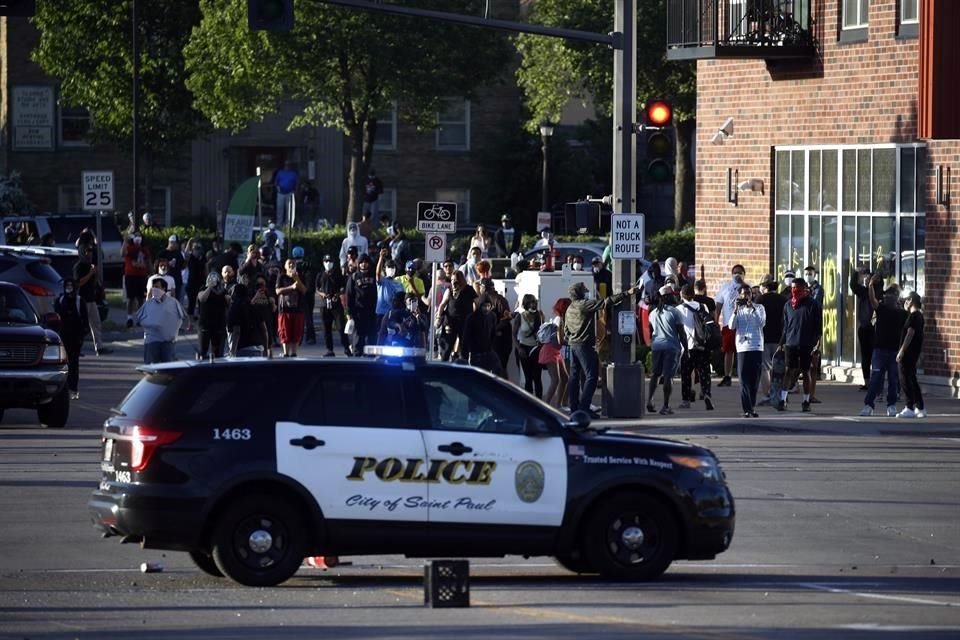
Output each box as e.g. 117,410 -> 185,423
397,260 -> 426,306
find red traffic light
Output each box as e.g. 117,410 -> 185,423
645,101 -> 673,128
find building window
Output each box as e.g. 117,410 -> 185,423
57,184 -> 83,211
59,105 -> 91,147
148,187 -> 172,226
435,98 -> 470,151
374,102 -> 397,151
840,0 -> 868,43
379,188 -> 397,223
435,188 -> 470,222
898,0 -> 919,38
774,144 -> 926,367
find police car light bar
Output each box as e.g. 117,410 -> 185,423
363,345 -> 427,359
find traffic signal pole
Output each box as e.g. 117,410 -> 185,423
313,0 -> 644,417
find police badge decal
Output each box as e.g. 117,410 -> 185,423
515,461 -> 545,503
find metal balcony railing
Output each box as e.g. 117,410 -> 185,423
667,0 -> 815,61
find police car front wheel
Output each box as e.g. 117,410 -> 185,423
189,550 -> 224,578
211,493 -> 307,587
584,493 -> 678,581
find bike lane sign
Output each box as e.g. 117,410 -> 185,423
416,201 -> 457,233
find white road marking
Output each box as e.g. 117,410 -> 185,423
838,624 -> 960,632
800,582 -> 959,607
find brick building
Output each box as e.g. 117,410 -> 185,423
668,0 -> 959,395
0,9 -> 523,230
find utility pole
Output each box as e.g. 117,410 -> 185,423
132,0 -> 140,224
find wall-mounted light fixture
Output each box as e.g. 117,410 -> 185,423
711,117 -> 735,145
937,165 -> 951,206
727,168 -> 738,205
738,178 -> 765,195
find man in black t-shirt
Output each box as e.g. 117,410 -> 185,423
72,246 -> 111,356
860,279 -> 909,417
756,278 -> 785,403
896,292 -> 926,418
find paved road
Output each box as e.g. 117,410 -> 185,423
0,340 -> 958,639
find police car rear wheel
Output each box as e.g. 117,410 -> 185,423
211,494 -> 306,587
585,493 -> 677,581
554,553 -> 594,575
189,550 -> 224,578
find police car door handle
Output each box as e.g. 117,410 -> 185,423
437,442 -> 472,456
289,436 -> 325,450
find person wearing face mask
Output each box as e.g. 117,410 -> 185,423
136,277 -> 185,364
436,270 -> 477,361
158,235 -> 184,303
494,214 -> 521,259
716,264 -> 747,387
339,222 -> 369,269
73,244 -> 112,356
151,258 -> 177,300
776,278 -> 822,413
386,222 -> 408,266
398,260 -> 426,307
778,270 -> 796,296
275,258 -> 306,357
222,265 -> 245,357
185,238 -> 206,322
512,294 -> 544,398
802,265 -> 824,403
459,246 -> 484,285
533,228 -> 554,251
571,255 -> 585,272
859,278 -> 908,417
896,292 -> 926,419
196,271 -> 229,359
728,284 -> 766,418
316,254 -> 348,357
122,232 -> 151,328
591,256 -> 613,299
345,254 -> 379,355
54,278 -> 87,400
647,285 -> 687,416
379,291 -> 425,348
849,264 -> 881,390
462,294 -> 504,376
375,250 -> 405,335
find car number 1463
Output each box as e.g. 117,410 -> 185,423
212,428 -> 252,441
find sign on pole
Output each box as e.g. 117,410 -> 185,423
609,213 -> 645,259
425,233 -> 447,263
536,211 -> 552,231
416,201 -> 457,233
82,170 -> 115,211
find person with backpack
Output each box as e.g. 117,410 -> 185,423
728,283 -> 767,418
647,285 -> 687,416
512,294 -> 544,398
539,297 -> 570,409
678,284 -> 715,410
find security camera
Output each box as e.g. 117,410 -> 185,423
719,117 -> 734,137
738,178 -> 765,194
710,131 -> 725,146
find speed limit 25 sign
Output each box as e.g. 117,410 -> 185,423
82,170 -> 114,211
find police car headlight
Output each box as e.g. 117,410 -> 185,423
669,454 -> 724,482
41,343 -> 67,364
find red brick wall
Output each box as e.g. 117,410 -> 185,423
695,1 -> 960,380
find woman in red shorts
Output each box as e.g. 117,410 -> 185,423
539,297 -> 571,409
275,259 -> 306,357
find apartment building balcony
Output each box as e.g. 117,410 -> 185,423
667,0 -> 816,61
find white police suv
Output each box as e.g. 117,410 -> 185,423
90,347 -> 735,586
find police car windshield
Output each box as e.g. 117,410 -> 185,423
481,369 -> 569,423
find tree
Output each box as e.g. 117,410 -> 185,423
184,0 -> 513,222
515,0 -> 696,230
31,0 -> 211,211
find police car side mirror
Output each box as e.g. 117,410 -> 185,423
563,410 -> 592,431
523,417 -> 552,437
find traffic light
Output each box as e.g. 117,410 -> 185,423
643,100 -> 674,184
248,0 -> 294,32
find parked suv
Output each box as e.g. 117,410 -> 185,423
0,248 -> 65,315
0,282 -> 69,428
2,213 -> 123,276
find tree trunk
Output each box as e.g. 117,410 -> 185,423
346,127 -> 364,224
674,118 -> 696,231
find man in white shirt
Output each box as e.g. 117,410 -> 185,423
728,283 -> 766,417
715,264 -> 747,387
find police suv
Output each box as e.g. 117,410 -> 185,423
89,347 -> 735,586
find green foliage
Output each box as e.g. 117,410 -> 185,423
31,0 -> 209,157
515,0 -> 696,131
646,226 -> 695,263
184,1 -> 513,220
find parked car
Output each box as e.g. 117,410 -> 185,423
0,281 -> 69,428
0,245 -> 78,281
2,213 -> 123,273
524,242 -> 607,265
0,248 -> 64,314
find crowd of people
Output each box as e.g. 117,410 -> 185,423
49,211 -> 926,420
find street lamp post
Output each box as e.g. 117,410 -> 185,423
539,121 -> 554,214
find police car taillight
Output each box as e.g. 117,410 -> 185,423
124,426 -> 183,472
